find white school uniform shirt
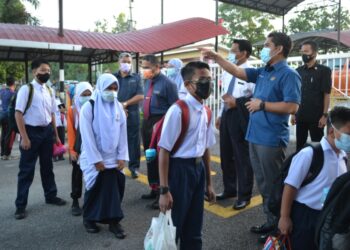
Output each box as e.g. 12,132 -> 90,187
218,62 -> 255,117
15,80 -> 56,126
158,93 -> 216,158
78,101 -> 129,190
285,137 -> 348,210
54,98 -> 66,127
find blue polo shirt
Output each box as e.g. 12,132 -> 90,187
115,72 -> 143,112
245,60 -> 301,147
144,73 -> 179,116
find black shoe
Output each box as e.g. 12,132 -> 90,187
15,208 -> 26,220
250,223 -> 276,234
233,200 -> 251,210
46,197 -> 66,206
141,190 -> 158,200
130,170 -> 139,179
71,199 -> 82,216
84,220 -> 100,233
216,192 -> 237,200
58,156 -> 65,161
146,199 -> 159,210
109,222 -> 126,239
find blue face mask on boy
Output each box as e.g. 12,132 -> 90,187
335,132 -> 350,152
227,53 -> 237,64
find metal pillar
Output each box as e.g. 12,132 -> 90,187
337,0 -> 341,52
58,0 -> 63,37
282,13 -> 285,33
24,53 -> 29,83
88,58 -> 92,84
136,53 -> 139,73
160,0 -> 164,64
215,0 -> 219,52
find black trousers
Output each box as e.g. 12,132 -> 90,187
71,160 -> 82,200
57,126 -> 65,145
15,125 -> 57,209
127,111 -> 141,171
219,109 -> 253,201
141,115 -> 163,187
1,117 -> 15,156
291,201 -> 321,250
296,122 -> 324,151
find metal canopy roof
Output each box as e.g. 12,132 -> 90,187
218,0 -> 305,16
0,18 -> 228,64
254,30 -> 350,52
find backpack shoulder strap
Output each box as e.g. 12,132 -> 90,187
45,84 -> 52,97
301,142 -> 324,187
89,99 -> 95,121
171,100 -> 190,154
23,83 -> 34,115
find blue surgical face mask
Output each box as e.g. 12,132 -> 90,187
334,130 -> 350,152
166,68 -> 176,77
101,90 -> 116,102
79,96 -> 91,106
260,47 -> 271,64
227,53 -> 237,64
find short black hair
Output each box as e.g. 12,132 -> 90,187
31,58 -> 50,70
181,61 -> 210,81
327,106 -> 350,132
142,54 -> 159,66
233,39 -> 252,58
119,52 -> 132,60
301,41 -> 318,53
6,76 -> 15,86
267,32 -> 293,58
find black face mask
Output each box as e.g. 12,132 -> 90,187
302,54 -> 314,63
36,73 -> 50,83
194,78 -> 212,100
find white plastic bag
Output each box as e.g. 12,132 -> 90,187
144,210 -> 177,250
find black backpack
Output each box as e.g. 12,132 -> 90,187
268,143 -> 324,217
315,168 -> 350,250
8,84 -> 34,133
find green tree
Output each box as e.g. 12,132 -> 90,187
288,6 -> 350,33
93,12 -> 130,34
0,0 -> 40,82
219,3 -> 276,50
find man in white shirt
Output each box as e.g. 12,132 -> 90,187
215,39 -> 255,210
14,58 -> 66,220
278,106 -> 350,250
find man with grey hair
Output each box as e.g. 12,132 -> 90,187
115,52 -> 144,178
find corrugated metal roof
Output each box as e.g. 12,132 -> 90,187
218,0 -> 305,16
0,17 -> 228,55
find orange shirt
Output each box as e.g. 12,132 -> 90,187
67,106 -> 77,157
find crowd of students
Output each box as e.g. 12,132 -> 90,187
2,31 -> 349,250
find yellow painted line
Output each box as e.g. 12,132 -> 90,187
204,195 -> 263,218
133,154 -> 261,218
211,155 -> 221,163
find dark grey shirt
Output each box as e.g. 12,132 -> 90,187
115,72 -> 143,112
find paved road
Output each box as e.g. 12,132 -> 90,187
0,138 -> 297,250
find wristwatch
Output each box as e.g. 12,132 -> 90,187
159,186 -> 169,195
259,101 -> 266,111
322,113 -> 328,117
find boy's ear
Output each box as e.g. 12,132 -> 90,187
184,80 -> 191,87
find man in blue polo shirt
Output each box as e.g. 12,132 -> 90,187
202,32 -> 301,242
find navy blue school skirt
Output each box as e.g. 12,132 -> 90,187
83,169 -> 125,224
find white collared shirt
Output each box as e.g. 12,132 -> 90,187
15,80 -> 56,126
54,98 -> 66,127
158,94 -> 216,158
285,137 -> 348,210
219,61 -> 255,116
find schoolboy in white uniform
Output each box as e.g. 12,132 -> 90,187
158,61 -> 216,250
278,106 -> 350,250
14,58 -> 66,220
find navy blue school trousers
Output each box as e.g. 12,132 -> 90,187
15,125 -> 57,209
169,157 -> 205,250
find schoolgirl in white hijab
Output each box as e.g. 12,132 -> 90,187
66,81 -> 93,216
79,73 -> 129,238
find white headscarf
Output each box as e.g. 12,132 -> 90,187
167,58 -> 184,91
92,73 -> 124,154
73,81 -> 93,129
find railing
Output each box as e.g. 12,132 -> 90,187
207,53 -> 350,136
